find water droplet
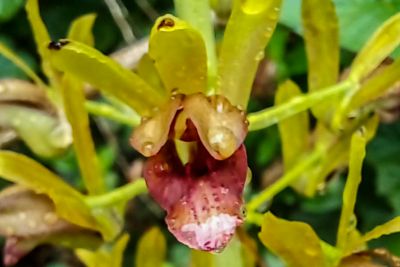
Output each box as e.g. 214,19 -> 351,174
171,88 -> 179,96
255,51 -> 265,61
141,142 -> 154,155
221,187 -> 229,194
207,127 -> 237,158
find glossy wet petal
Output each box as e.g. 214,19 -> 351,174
130,95 -> 183,157
144,141 -> 247,251
183,94 -> 248,160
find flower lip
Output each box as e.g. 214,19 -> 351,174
144,140 -> 247,251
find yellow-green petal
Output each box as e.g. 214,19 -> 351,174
67,13 -> 96,46
136,53 -> 165,95
25,0 -> 56,84
275,80 -> 309,190
302,0 -> 339,121
217,0 -> 282,108
349,58 -> 400,112
135,227 -> 166,267
62,75 -> 104,195
349,13 -> 400,82
149,15 -> 207,95
76,233 -> 129,267
361,216 -> 400,244
47,40 -> 166,116
191,235 -> 245,267
336,128 -> 367,251
259,212 -> 325,267
174,0 -> 218,93
0,151 -> 99,233
0,105 -> 70,157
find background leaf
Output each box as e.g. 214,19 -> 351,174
280,0 -> 400,58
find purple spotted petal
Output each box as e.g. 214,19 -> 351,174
144,141 -> 247,251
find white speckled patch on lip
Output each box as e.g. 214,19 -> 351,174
180,213 -> 240,251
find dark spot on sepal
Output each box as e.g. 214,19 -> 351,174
157,18 -> 175,30
48,40 -> 70,50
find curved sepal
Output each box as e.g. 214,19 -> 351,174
149,15 -> 207,95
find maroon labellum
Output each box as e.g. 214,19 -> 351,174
131,93 -> 248,252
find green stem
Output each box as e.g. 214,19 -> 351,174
246,211 -> 264,226
85,100 -> 140,127
246,148 -> 324,212
248,80 -> 355,131
174,0 -> 218,94
85,179 -> 148,208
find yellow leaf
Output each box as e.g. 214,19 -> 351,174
47,40 -> 166,116
259,212 -> 325,267
336,129 -> 367,251
62,75 -> 104,195
217,0 -> 282,108
302,0 -> 339,122
361,216 -> 400,245
67,13 -> 97,46
349,13 -> 400,82
275,80 -> 309,192
25,0 -> 56,85
0,151 -> 103,235
349,58 -> 400,112
76,233 -> 129,267
149,15 -> 207,95
135,227 -> 166,267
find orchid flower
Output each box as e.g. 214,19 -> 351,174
45,1 -> 281,251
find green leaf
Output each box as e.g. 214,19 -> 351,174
217,0 -> 282,108
149,15 -> 207,95
302,0 -> 339,122
67,13 -> 97,46
61,75 -> 104,195
275,80 -> 310,192
47,40 -> 166,116
0,151 -> 103,236
135,227 -> 166,267
76,233 -> 129,267
0,0 -> 24,22
259,212 -> 325,267
336,128 -> 367,251
280,0 -> 400,58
